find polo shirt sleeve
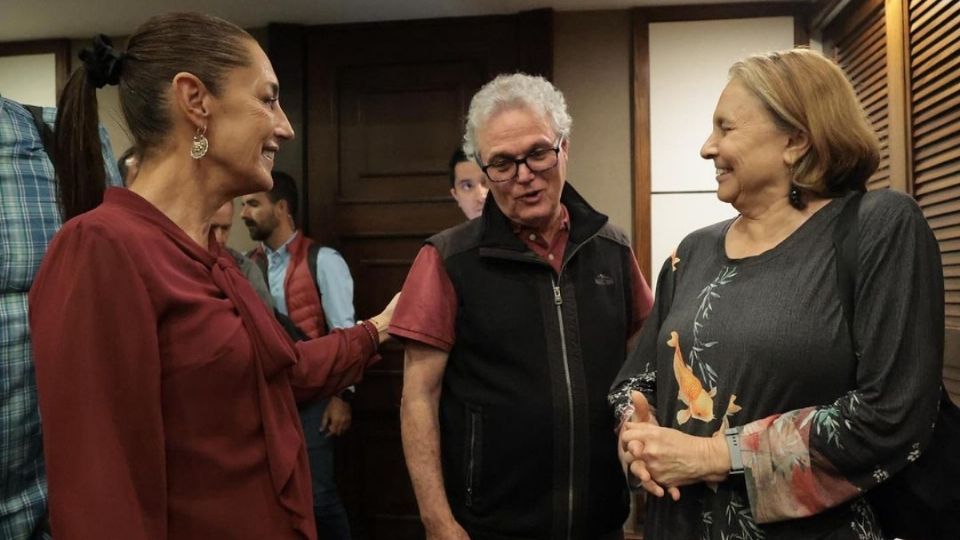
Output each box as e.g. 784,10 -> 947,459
388,244 -> 457,352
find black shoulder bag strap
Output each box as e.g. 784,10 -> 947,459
833,191 -> 863,356
307,242 -> 323,301
25,104 -> 55,158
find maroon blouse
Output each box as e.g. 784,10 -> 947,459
29,188 -> 379,539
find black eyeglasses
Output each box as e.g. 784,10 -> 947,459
479,137 -> 563,183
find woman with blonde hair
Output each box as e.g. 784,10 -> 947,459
611,49 -> 943,539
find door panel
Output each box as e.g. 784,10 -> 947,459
301,12 -> 552,538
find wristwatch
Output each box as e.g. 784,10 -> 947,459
338,387 -> 356,404
725,427 -> 745,476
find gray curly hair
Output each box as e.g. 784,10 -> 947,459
462,73 -> 572,161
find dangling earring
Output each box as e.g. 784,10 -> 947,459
191,126 -> 209,159
789,184 -> 804,209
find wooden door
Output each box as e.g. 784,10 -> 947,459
298,12 -> 552,539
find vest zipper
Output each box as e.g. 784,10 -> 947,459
551,275 -> 575,540
552,228 -> 603,540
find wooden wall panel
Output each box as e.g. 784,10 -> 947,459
908,0 -> 960,396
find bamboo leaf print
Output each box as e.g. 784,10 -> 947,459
724,495 -> 765,540
700,511 -> 713,540
849,498 -> 884,540
689,265 -> 738,390
810,407 -> 844,449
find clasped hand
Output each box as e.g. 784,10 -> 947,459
618,391 -> 729,501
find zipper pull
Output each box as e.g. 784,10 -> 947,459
553,285 -> 562,305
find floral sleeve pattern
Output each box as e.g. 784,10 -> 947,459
740,400 -> 860,522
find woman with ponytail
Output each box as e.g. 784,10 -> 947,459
29,13 -> 395,540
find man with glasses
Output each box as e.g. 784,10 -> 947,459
391,74 -> 653,540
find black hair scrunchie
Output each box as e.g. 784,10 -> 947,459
79,34 -> 125,89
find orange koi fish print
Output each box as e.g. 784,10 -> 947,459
668,330 -> 715,424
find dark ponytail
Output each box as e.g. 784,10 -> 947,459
54,34 -> 122,220
53,14 -> 251,220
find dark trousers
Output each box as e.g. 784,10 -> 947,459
300,398 -> 352,540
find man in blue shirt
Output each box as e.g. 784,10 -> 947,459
241,171 -> 355,540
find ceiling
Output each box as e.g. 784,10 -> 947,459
2,0 -> 799,42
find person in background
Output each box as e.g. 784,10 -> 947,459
241,171 -> 356,540
448,147 -> 488,220
393,73 -> 653,540
0,96 -> 120,540
116,145 -> 139,185
29,14 -> 396,539
211,198 -> 273,308
612,48 -> 943,540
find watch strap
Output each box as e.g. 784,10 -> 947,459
725,427 -> 745,476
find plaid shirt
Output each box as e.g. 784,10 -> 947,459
0,97 -> 120,540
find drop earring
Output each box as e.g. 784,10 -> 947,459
789,184 -> 804,209
190,126 -> 208,159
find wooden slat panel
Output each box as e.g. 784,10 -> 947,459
911,25 -> 960,78
861,86 -> 888,116
922,198 -> 960,220
913,92 -> 960,132
856,67 -> 887,101
945,277 -> 960,291
945,262 -> 960,283
937,222 -> 960,241
913,107 -> 960,144
913,136 -> 960,164
843,27 -> 886,78
837,23 -> 883,68
908,0 -> 937,22
916,162 -> 960,193
911,40 -> 956,89
836,4 -> 885,53
911,51 -> 960,100
912,50 -> 960,100
909,0 -> 955,40
911,59 -> 960,107
829,1 -> 889,199
913,142 -> 960,174
926,209 -> 960,232
846,42 -> 886,85
855,56 -> 887,92
914,8 -> 960,62
917,184 -> 960,210
946,328 -> 960,403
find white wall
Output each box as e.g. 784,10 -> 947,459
647,17 -> 795,286
0,53 -> 57,107
554,10 -> 633,240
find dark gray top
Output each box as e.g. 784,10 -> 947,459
611,190 -> 944,540
228,247 -> 275,310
